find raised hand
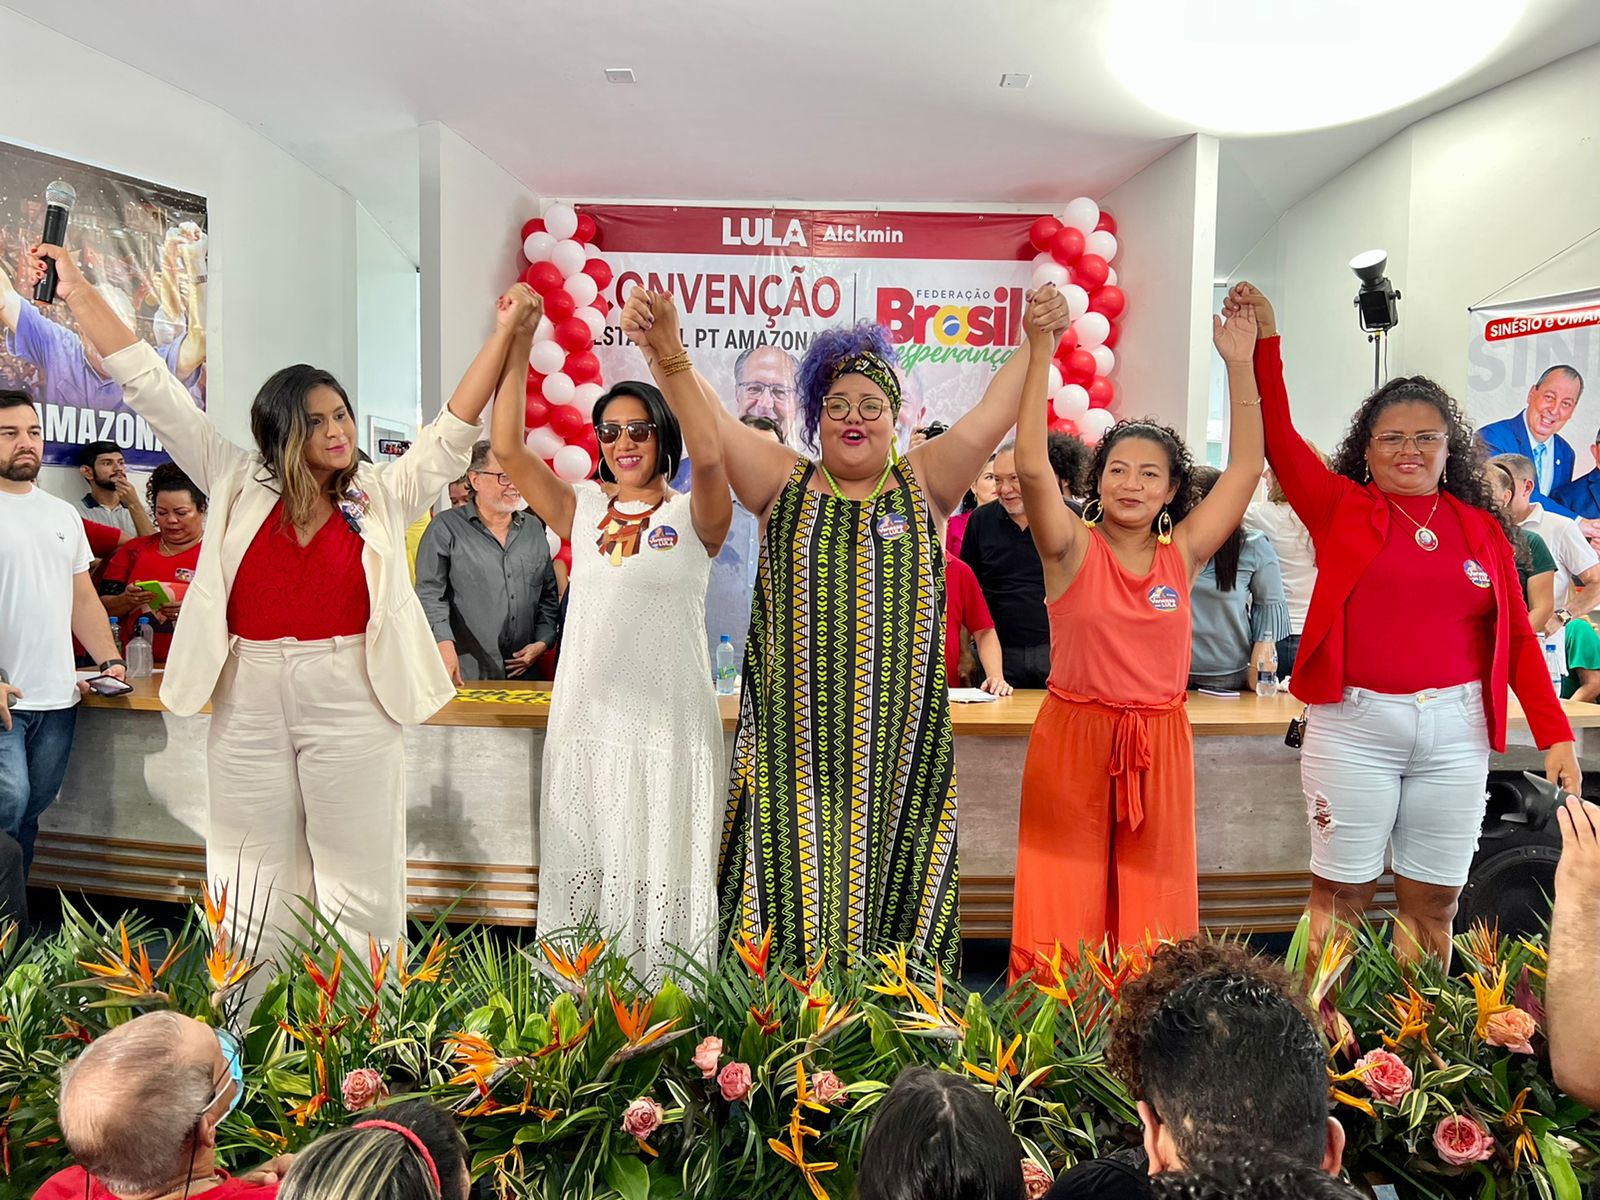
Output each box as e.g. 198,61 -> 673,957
29,243 -> 88,300
1212,302 -> 1258,364
1024,284 -> 1070,349
643,291 -> 685,358
497,283 -> 541,333
619,286 -> 654,352
1226,282 -> 1277,339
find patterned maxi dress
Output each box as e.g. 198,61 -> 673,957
717,458 -> 961,972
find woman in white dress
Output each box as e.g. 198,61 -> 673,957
490,296 -> 730,979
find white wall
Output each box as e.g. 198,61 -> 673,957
0,5 -> 362,504
354,207 -> 421,449
419,123 -> 539,421
1104,135 -> 1220,450
1226,43 -> 1600,451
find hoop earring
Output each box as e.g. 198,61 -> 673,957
1156,508 -> 1173,545
1081,498 -> 1103,529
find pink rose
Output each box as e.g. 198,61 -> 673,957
718,1061 -> 753,1102
1355,1049 -> 1414,1104
1485,1007 -> 1538,1055
1021,1159 -> 1053,1200
621,1097 -> 663,1141
1434,1114 -> 1496,1166
693,1036 -> 723,1079
341,1067 -> 388,1112
811,1070 -> 847,1105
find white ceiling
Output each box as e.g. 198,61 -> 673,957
9,0 -> 1599,272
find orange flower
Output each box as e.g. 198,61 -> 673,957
963,1033 -> 1023,1086
303,950 -> 344,1003
446,1032 -> 505,1095
1032,943 -> 1077,1005
749,1002 -> 782,1037
1459,920 -> 1503,976
607,985 -> 680,1050
1382,985 -> 1434,1050
542,939 -> 606,983
76,922 -> 179,1001
200,881 -> 227,929
204,929 -> 256,993
286,1054 -> 329,1126
733,927 -> 773,981
531,1001 -> 594,1059
1500,1088 -> 1542,1170
1471,966 -> 1515,1041
784,951 -> 833,1008
399,936 -> 449,991
767,1105 -> 837,1200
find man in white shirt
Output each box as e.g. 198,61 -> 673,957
0,389 -> 126,889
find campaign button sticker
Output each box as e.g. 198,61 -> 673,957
1148,585 -> 1180,612
876,512 -> 910,540
648,526 -> 680,550
1463,559 -> 1491,588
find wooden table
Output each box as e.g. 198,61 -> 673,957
37,679 -> 1596,937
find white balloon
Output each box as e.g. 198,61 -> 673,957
575,306 -> 605,341
529,340 -> 566,376
526,425 -> 565,458
1047,364 -> 1065,397
542,372 -> 577,407
1073,311 -> 1111,348
1062,196 -> 1100,236
1105,267 -> 1118,287
534,316 -> 554,342
522,231 -> 556,262
546,526 -> 563,556
1062,284 -> 1090,322
552,239 -> 587,279
1032,252 -> 1053,269
1085,231 -> 1119,262
573,382 -> 605,410
1031,263 -> 1071,292
543,203 -> 579,242
1090,346 -> 1116,377
552,444 -> 593,482
566,271 -> 599,308
1053,384 -> 1090,422
583,242 -> 602,259
1080,408 -> 1116,443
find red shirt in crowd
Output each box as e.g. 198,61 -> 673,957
82,519 -> 123,561
33,1167 -> 277,1199
100,534 -> 203,663
945,554 -> 995,684
227,500 -> 370,641
1255,335 -> 1571,750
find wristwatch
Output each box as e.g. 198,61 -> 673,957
98,657 -> 127,673
1556,609 -> 1572,626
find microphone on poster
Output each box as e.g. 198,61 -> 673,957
33,180 -> 78,304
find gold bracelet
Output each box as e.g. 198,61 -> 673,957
1232,396 -> 1263,407
658,351 -> 693,376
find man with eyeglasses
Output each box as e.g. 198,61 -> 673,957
731,345 -> 799,446
38,1012 -> 288,1198
414,440 -> 561,683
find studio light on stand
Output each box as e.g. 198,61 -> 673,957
1351,249 -> 1401,389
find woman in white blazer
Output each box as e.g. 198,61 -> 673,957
35,244 -> 536,963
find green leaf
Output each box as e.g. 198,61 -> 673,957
1538,1133 -> 1581,1200
1420,1064 -> 1478,1091
604,1152 -> 651,1200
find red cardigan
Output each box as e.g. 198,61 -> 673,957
1255,337 -> 1571,752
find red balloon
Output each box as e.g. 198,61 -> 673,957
1074,253 -> 1110,291
565,350 -> 601,384
524,395 -> 550,429
1088,285 -> 1127,320
574,213 -> 598,246
1086,376 -> 1115,408
554,317 -> 593,354
1095,211 -> 1118,236
1054,327 -> 1079,359
544,288 -> 577,324
592,295 -> 613,316
549,405 -> 586,440
1102,322 -> 1121,350
1050,226 -> 1085,266
520,217 -> 545,242
524,261 -> 565,296
1029,215 -> 1063,253
1064,348 -> 1097,384
583,258 -> 613,290
576,422 -> 599,453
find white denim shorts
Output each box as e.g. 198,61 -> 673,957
1299,683 -> 1491,887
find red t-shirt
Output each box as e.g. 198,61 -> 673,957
82,519 -> 123,560
945,555 -> 995,683
227,500 -> 371,641
100,534 -> 202,663
34,1167 -> 277,1200
1344,493 -> 1495,693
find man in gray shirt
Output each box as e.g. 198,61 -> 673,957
77,440 -> 153,538
415,441 -> 560,683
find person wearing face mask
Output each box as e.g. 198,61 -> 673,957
98,462 -> 208,662
621,284 -> 1073,974
1232,281 -> 1577,969
490,292 -> 730,979
1006,302 -> 1265,981
414,441 -> 559,683
31,243 -> 520,969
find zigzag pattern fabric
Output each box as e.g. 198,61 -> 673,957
718,458 -> 960,972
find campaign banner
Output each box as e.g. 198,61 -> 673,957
0,139 -> 208,469
584,205 -> 1039,452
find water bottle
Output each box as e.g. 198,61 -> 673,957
127,617 -> 154,679
107,616 -> 120,653
1544,636 -> 1564,687
715,636 -> 739,695
1255,646 -> 1278,698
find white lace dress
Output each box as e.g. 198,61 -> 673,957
538,483 -> 722,979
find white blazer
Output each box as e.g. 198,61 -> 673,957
105,341 -> 481,725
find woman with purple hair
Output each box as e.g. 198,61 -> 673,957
623,284 -> 1070,973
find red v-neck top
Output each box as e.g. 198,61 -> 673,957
227,499 -> 370,640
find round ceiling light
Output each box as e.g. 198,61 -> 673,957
1105,0 -> 1528,134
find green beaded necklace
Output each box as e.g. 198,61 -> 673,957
817,456 -> 895,504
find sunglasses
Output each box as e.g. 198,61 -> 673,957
596,420 -> 657,444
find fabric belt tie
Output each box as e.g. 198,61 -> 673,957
1046,685 -> 1187,830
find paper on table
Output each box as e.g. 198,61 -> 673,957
948,687 -> 999,704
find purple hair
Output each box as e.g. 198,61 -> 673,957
797,323 -> 902,446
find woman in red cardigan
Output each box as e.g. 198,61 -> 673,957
1229,283 -> 1579,966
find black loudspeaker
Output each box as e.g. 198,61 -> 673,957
1455,771 -> 1572,937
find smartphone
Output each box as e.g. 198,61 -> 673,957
86,673 -> 134,697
